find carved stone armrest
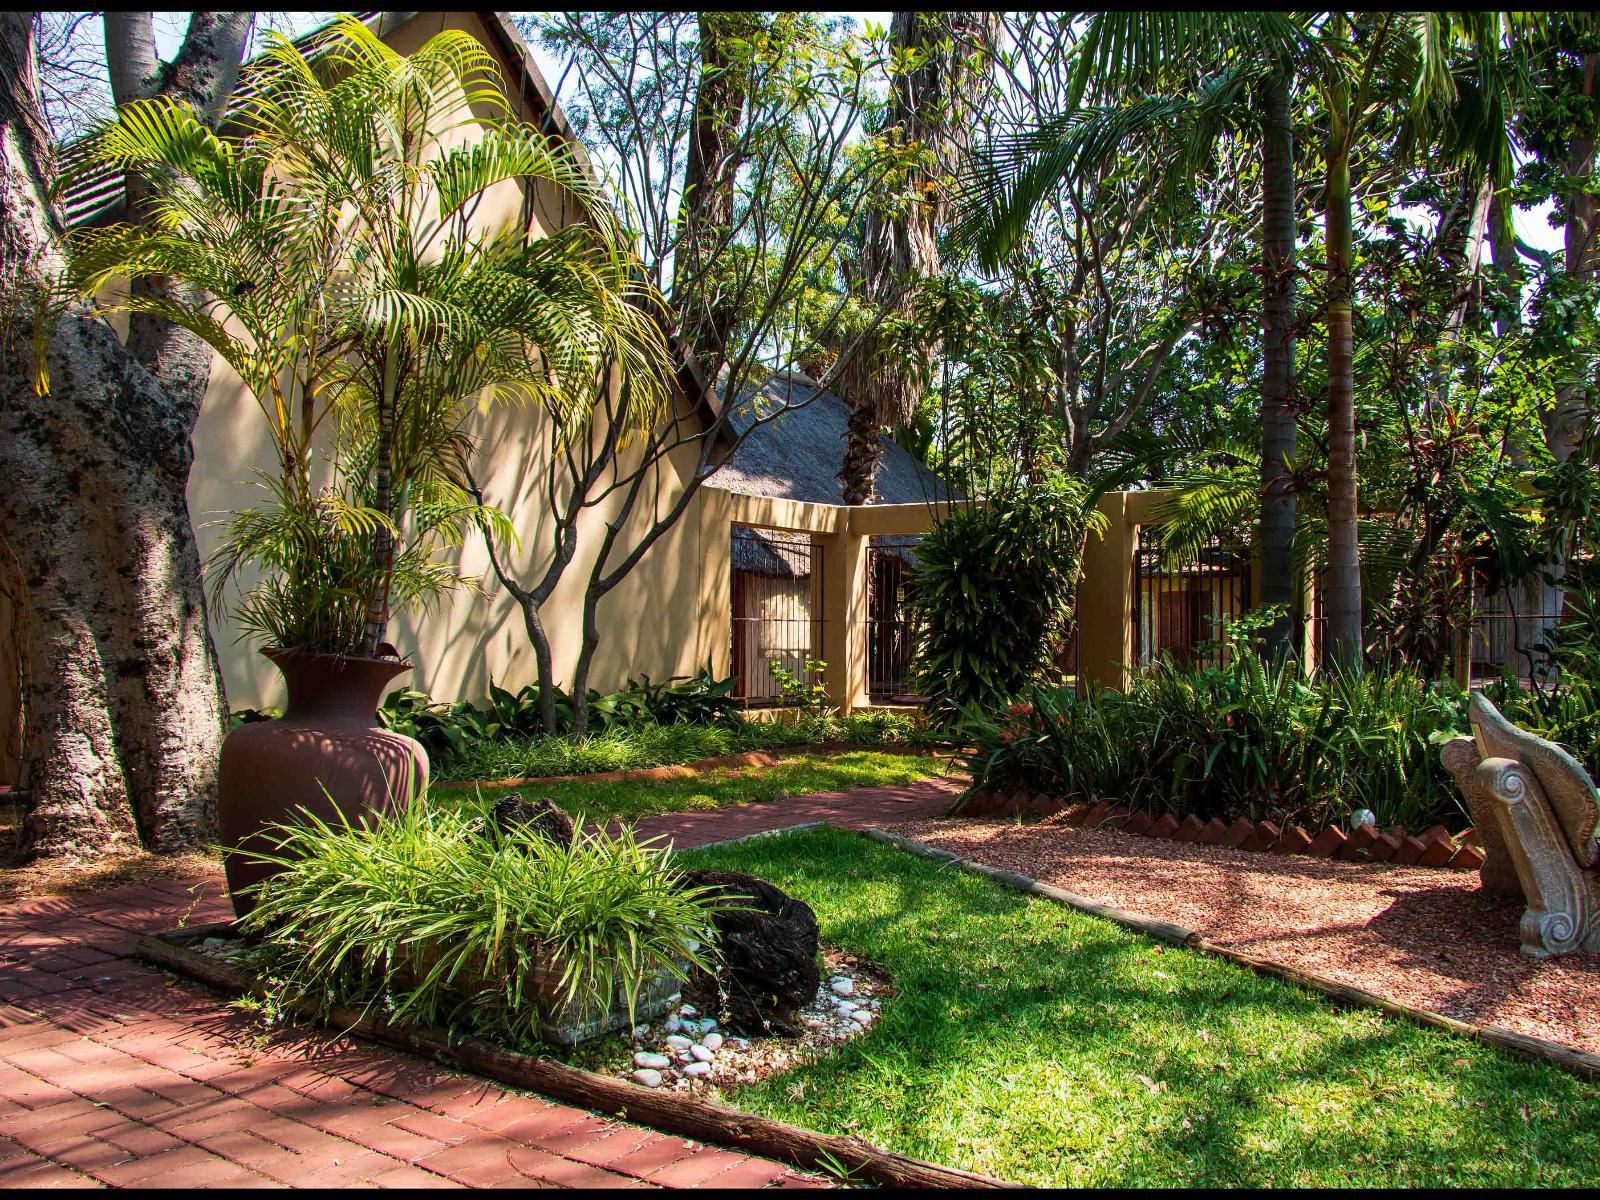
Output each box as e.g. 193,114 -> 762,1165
1440,736 -> 1519,895
1474,757 -> 1600,956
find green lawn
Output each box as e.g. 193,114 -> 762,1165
434,713 -> 937,783
681,827 -> 1600,1188
438,751 -> 942,826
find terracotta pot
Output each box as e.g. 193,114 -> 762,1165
218,649 -> 429,918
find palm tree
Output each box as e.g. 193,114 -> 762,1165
954,12 -> 1314,658
958,13 -> 1533,669
66,16 -> 672,658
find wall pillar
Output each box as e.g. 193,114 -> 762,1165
694,488 -> 733,680
819,528 -> 869,713
1077,491 -> 1136,692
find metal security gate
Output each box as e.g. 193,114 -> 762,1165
1134,525 -> 1251,669
730,526 -> 822,706
867,538 -> 922,702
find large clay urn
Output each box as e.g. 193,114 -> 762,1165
218,649 -> 429,917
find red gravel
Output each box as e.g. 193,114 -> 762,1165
888,813 -> 1600,1056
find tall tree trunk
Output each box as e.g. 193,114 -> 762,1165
1257,62 -> 1298,660
676,11 -> 755,379
1487,187 -> 1523,339
1535,49 -> 1599,675
838,11 -> 997,505
1323,31 -> 1363,669
0,12 -> 243,858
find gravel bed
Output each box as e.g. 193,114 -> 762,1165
611,947 -> 893,1094
889,814 -> 1600,1056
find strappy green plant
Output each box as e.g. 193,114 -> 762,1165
239,796 -> 733,1043
62,15 -> 671,656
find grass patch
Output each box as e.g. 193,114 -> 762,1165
439,751 -> 943,827
682,826 -> 1600,1187
435,712 -> 939,784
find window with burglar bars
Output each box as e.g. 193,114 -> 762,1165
1134,525 -> 1251,670
867,538 -> 922,703
1469,576 -> 1566,682
729,526 -> 822,707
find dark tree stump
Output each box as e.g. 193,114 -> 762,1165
679,870 -> 820,1037
487,792 -> 575,845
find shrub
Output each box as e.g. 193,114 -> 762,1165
912,481 -> 1103,722
240,799 -> 730,1042
959,657 -> 1474,833
377,669 -> 739,763
436,708 -> 939,783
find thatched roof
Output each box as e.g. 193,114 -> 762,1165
711,371 -> 947,577
731,528 -> 812,579
707,371 -> 950,508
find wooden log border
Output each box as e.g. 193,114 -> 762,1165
134,924 -> 1014,1190
861,827 -> 1600,1081
433,742 -> 951,793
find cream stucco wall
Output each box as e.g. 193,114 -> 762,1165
181,11 -> 722,710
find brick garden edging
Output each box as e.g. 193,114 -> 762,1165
860,827 -> 1600,1083
958,790 -> 1487,872
434,742 -> 949,792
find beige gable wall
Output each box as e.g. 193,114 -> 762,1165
183,11 -> 721,710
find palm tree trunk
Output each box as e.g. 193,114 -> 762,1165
1323,49 -> 1363,669
676,11 -> 753,377
1535,49 -> 1598,675
838,12 -> 998,505
362,350 -> 399,657
1258,62 -> 1298,660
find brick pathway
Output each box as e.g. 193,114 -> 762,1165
0,779 -> 958,1189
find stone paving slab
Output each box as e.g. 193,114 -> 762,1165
0,779 -> 960,1189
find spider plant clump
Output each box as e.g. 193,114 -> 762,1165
238,797 -> 733,1043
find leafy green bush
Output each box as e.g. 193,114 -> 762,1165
376,669 -> 739,763
959,657 -> 1475,833
240,799 -> 729,1042
912,482 -> 1103,722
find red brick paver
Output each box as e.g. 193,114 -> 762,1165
0,781 -> 960,1189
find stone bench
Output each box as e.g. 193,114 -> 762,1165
1441,692 -> 1600,956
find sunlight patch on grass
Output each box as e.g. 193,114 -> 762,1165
682,827 -> 1600,1188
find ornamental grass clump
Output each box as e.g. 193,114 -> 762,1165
239,798 -> 731,1043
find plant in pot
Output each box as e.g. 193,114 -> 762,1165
66,19 -> 669,913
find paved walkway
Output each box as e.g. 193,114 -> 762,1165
0,780 -> 958,1189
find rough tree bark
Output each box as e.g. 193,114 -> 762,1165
676,11 -> 756,379
0,12 -> 248,859
837,11 -> 997,505
1257,61 -> 1299,660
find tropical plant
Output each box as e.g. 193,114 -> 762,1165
64,16 -> 670,658
913,481 -> 1103,721
958,656 -> 1471,833
240,796 -> 733,1042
